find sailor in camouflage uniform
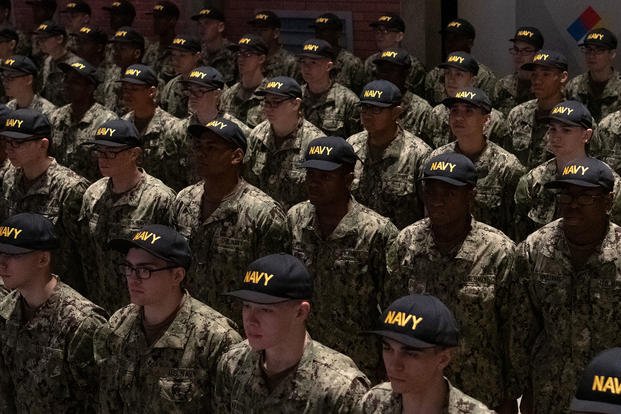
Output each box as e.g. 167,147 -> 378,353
507,157 -> 621,414
348,80 -> 431,228
424,19 -> 496,106
96,224 -> 241,413
492,27 -> 542,116
0,109 -> 89,293
101,0 -> 135,71
425,87 -> 525,238
299,38 -> 361,138
1,55 -> 56,118
142,1 -> 178,83
244,76 -> 323,210
215,253 -> 370,413
59,0 -> 90,54
365,13 -> 426,97
0,213 -> 107,413
171,117 -> 290,325
219,34 -> 268,129
78,119 -> 176,313
73,25 -> 112,105
288,136 -> 398,380
356,294 -> 495,414
565,28 -> 621,123
49,58 -> 117,181
506,50 -> 568,169
385,153 -> 516,411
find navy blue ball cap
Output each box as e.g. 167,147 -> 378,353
510,26 -> 544,49
61,1 -> 91,15
421,152 -> 477,187
76,25 -> 108,44
442,86 -> 492,114
110,26 -> 144,48
0,213 -> 59,254
86,119 -> 140,147
0,28 -> 19,43
438,51 -> 479,75
58,58 -> 99,85
579,27 -> 617,50
118,64 -> 158,86
225,253 -> 313,304
33,20 -> 66,38
366,294 -> 459,348
545,157 -> 615,193
521,49 -> 568,71
1,109 -> 51,139
311,13 -> 342,31
108,224 -> 191,269
187,117 -> 247,152
372,47 -> 411,68
440,18 -> 475,39
146,1 -> 180,18
0,55 -> 38,76
248,10 -> 281,28
570,347 -> 621,414
302,136 -> 357,171
102,0 -> 135,18
298,38 -> 335,60
180,66 -> 224,89
359,80 -> 402,107
545,100 -> 593,129
190,6 -> 225,22
369,13 -> 405,32
228,34 -> 268,55
167,34 -> 201,53
256,76 -> 302,99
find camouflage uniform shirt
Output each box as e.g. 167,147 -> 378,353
287,199 -> 398,379
101,65 -> 124,115
218,81 -> 266,129
492,73 -> 534,117
348,127 -> 431,228
334,48 -> 366,94
590,109 -> 621,174
214,336 -> 370,413
244,118 -> 323,210
565,70 -> 621,123
49,101 -> 118,181
399,91 -> 435,146
385,217 -> 514,407
143,38 -> 175,82
302,82 -> 361,138
355,379 -> 495,414
78,172 -> 176,313
264,47 -> 299,80
506,98 -> 554,169
0,280 -> 107,413
364,51 -> 426,97
160,74 -> 189,118
7,94 -> 56,119
171,179 -> 290,323
95,293 -> 242,413
39,50 -> 79,107
424,63 -> 497,106
202,40 -> 237,86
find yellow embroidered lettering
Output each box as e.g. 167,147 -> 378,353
448,21 -> 461,28
447,55 -> 465,64
303,44 -> 319,52
172,38 -> 186,45
5,119 -> 23,128
381,51 -> 398,58
517,30 -> 534,37
115,30 -> 128,37
455,91 -> 476,99
379,16 -> 392,21
266,81 -> 283,89
588,33 -> 604,41
239,38 -> 251,45
534,53 -> 549,61
363,90 -> 383,99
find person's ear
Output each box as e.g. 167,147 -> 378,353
132,48 -> 141,61
231,147 -> 244,165
395,32 -> 404,43
296,300 -> 311,322
217,21 -> 225,35
583,128 -> 593,144
436,347 -> 453,371
38,251 -> 52,268
391,105 -> 403,120
273,28 -> 280,40
560,70 -> 569,84
172,267 -> 185,286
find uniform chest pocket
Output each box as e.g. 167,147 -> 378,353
459,280 -> 495,302
212,235 -> 252,255
512,125 -> 532,151
322,114 -> 344,133
532,272 -> 568,309
25,346 -> 71,398
382,175 -> 413,196
475,186 -> 503,209
159,374 -> 200,403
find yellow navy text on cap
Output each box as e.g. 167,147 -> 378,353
316,17 -> 329,23
71,62 -> 86,70
125,68 -> 141,76
0,226 -> 22,239
206,120 -> 228,129
447,55 -> 465,64
239,37 -> 251,45
379,15 -> 392,21
243,270 -> 274,286
308,145 -> 333,155
551,105 -> 574,115
534,53 -> 549,61
587,33 -> 605,41
37,24 -> 48,31
448,21 -> 462,28
189,70 -> 207,79
517,30 -> 534,37
79,27 -> 92,34
67,2 -> 77,8
4,58 -> 15,66
563,164 -> 589,176
255,13 -> 268,20
363,89 -> 383,99
96,127 -> 116,137
5,118 -> 23,129
592,375 -> 621,395
115,30 -> 128,37
303,43 -> 319,52
430,161 -> 456,172
265,81 -> 283,89
455,90 -> 476,99
199,9 -> 211,15
132,230 -> 161,244
172,37 -> 186,45
384,310 -> 424,330
112,2 -> 121,7
154,4 -> 164,11
381,51 -> 398,58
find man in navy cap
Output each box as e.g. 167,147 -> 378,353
348,79 -> 431,228
172,117 -> 290,327
1,55 -> 56,118
143,1 -> 180,82
248,10 -> 298,79
357,294 -> 494,413
102,0 -> 135,32
25,0 -> 57,66
60,1 -> 91,54
74,25 -> 111,104
288,135 -> 398,380
215,253 -> 369,412
386,152 -> 517,412
509,157 -> 621,414
95,224 -> 241,411
0,212 -> 106,412
570,348 -> 621,413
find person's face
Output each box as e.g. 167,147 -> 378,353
448,102 -> 489,138
300,57 -> 332,85
121,82 -> 154,111
0,250 -> 48,290
444,33 -> 472,54
557,184 -> 612,230
443,67 -> 475,98
510,40 -> 538,72
547,121 -> 590,159
315,27 -> 340,47
76,39 -> 103,63
4,137 -> 47,168
153,15 -> 176,36
1,73 -> 31,98
263,94 -> 299,125
582,45 -> 616,73
242,300 -> 303,351
171,49 -> 201,76
92,145 -> 137,177
123,248 -> 181,306
186,85 -> 220,114
0,39 -> 15,60
530,66 -> 567,100
66,12 -> 90,33
236,49 -> 265,74
423,180 -> 473,227
305,167 -> 352,207
113,43 -> 140,68
373,27 -> 403,50
360,104 -> 399,135
374,62 -> 408,90
36,35 -> 63,56
382,337 -> 450,394
254,27 -> 278,46
190,132 -> 242,179
197,18 -> 223,43
63,71 -> 94,103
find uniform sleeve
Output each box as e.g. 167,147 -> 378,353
242,132 -> 261,188
255,204 -> 292,256
370,221 -> 399,310
0,335 -> 16,413
213,350 -> 235,414
333,376 -> 371,414
490,112 -> 511,150
384,230 -> 410,305
344,94 -> 362,138
93,322 -> 124,414
513,173 -> 536,241
502,160 -> 527,240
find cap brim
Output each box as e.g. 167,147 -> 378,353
358,100 -> 395,107
365,329 -> 438,348
297,52 -> 330,59
116,78 -> 150,85
89,139 -> 135,147
441,97 -> 491,113
544,115 -> 586,128
179,79 -> 221,89
569,397 -> 621,414
255,90 -> 298,98
301,159 -> 343,171
223,289 -> 291,304
521,62 -> 567,71
437,62 -> 471,72
419,175 -> 470,187
1,131 -> 37,139
167,44 -> 200,53
0,243 -> 33,254
544,179 -> 602,189
107,238 -> 173,264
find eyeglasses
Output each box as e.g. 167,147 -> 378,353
509,46 -> 537,56
373,27 -> 400,35
235,51 -> 260,59
183,87 -> 216,97
116,263 -> 178,280
359,104 -> 390,114
580,46 -> 610,55
3,137 -> 42,148
263,98 -> 291,108
90,147 -> 130,159
556,193 -> 604,206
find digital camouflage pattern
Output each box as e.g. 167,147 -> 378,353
514,158 -> 621,240
287,199 -> 398,380
7,94 -> 56,119
0,281 -> 107,413
0,278 -> 7,298
160,75 -> 189,119
334,48 -> 367,94
101,65 -> 124,115
244,118 -> 323,210
399,91 -> 435,146
565,70 -> 621,123
264,47 -> 299,80
94,62 -> 116,106
364,51 -> 427,97
590,109 -> 621,174
492,73 -> 534,117
142,39 -> 175,83
426,141 -> 526,238
428,104 -> 510,149
214,337 -> 370,414
0,159 -> 89,293
171,179 -> 290,324
202,40 -> 238,87
95,293 -> 242,413
39,51 -> 80,107
507,220 -> 621,413
506,98 -> 553,169
424,63 -> 497,106
78,172 -> 176,313
218,81 -> 266,129
49,101 -> 118,181
348,127 -> 431,228
302,82 -> 361,138
355,379 -> 495,414
123,107 -> 188,191
385,218 -> 515,408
